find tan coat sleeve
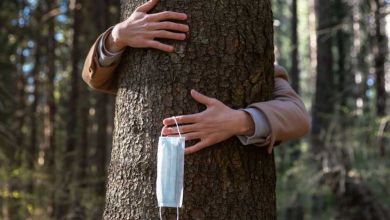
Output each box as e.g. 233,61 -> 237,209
81,32 -> 310,153
81,27 -> 119,95
249,70 -> 311,154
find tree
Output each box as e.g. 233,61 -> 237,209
103,1 -> 276,219
311,0 -> 334,155
43,0 -> 58,217
94,0 -> 109,197
66,0 -> 83,218
290,0 -> 299,94
370,0 -> 387,117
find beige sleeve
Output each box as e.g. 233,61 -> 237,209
81,27 -> 119,95
248,71 -> 311,153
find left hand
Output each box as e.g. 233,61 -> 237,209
162,89 -> 255,154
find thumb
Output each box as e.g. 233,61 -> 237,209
191,89 -> 214,106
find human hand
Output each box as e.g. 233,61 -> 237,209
107,0 -> 189,53
162,90 -> 255,154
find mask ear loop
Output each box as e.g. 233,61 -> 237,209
158,207 -> 179,220
160,116 -> 182,138
172,116 -> 182,138
158,116 -> 182,220
173,116 -> 181,220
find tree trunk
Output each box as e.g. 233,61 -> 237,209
371,0 -> 387,117
104,0 -> 275,219
311,0 -> 334,155
308,0 -> 317,75
94,0 -> 109,202
43,0 -> 57,217
66,0 -> 83,218
28,30 -> 41,195
290,0 -> 299,94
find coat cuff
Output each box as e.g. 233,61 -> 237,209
248,102 -> 279,154
98,28 -> 125,67
236,108 -> 271,146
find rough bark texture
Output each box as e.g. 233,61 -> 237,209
104,0 -> 275,219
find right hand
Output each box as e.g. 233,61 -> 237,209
107,0 -> 189,53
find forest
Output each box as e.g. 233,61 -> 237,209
0,0 -> 389,219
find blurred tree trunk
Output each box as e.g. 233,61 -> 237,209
370,0 -> 388,157
104,1 -> 275,219
43,0 -> 57,217
65,0 -> 83,218
335,0 -> 349,115
16,52 -> 26,154
93,0 -> 110,218
308,0 -> 317,75
371,0 -> 387,118
334,0 -> 354,172
290,0 -> 299,94
311,0 -> 334,155
94,0 -> 109,196
310,0 -> 334,216
28,31 -> 41,195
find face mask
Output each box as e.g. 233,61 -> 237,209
156,116 -> 185,220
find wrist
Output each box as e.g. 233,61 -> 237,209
106,24 -> 126,53
233,110 -> 255,136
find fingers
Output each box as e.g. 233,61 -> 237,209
151,21 -> 189,32
191,89 -> 214,106
148,11 -> 187,22
136,0 -> 159,13
145,29 -> 186,52
162,124 -> 198,135
146,40 -> 174,52
152,30 -> 186,41
183,132 -> 202,141
185,141 -> 209,154
163,114 -> 198,126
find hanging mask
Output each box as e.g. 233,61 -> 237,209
156,116 -> 185,219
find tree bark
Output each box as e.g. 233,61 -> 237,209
290,0 -> 299,94
371,0 -> 387,117
311,0 -> 334,155
28,29 -> 41,195
43,0 -> 57,217
94,0 -> 110,201
104,0 -> 275,219
66,0 -> 83,218
308,0 -> 317,74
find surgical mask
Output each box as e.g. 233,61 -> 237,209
156,116 -> 185,220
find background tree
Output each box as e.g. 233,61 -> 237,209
290,0 -> 300,94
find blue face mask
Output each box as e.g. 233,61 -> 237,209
156,116 -> 185,219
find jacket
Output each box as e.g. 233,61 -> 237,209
82,29 -> 311,153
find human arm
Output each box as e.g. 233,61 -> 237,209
81,0 -> 189,94
162,67 -> 311,154
247,67 -> 311,153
